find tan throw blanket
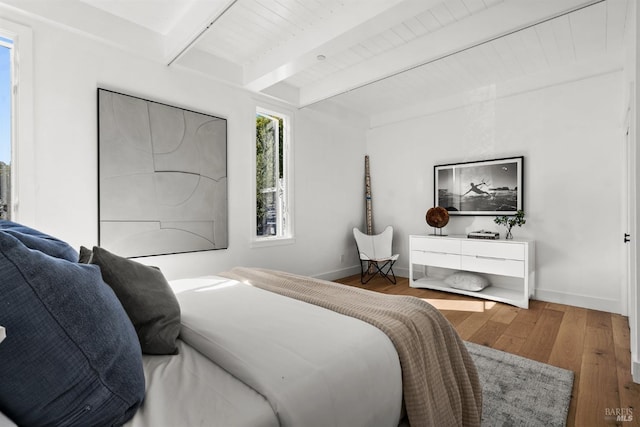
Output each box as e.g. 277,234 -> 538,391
220,267 -> 482,427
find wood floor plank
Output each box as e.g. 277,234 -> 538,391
545,301 -> 572,312
454,308 -> 496,341
573,314 -> 619,426
488,303 -> 520,325
547,305 -> 588,427
548,306 -> 588,371
499,301 -> 545,343
587,309 -> 613,330
492,333 -> 526,354
467,319 -> 509,347
612,314 -> 640,427
519,307 -> 564,363
334,274 -> 638,426
439,309 -> 474,327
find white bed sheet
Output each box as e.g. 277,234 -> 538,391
125,340 -> 278,427
0,412 -> 15,427
173,276 -> 403,427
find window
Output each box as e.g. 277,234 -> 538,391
0,36 -> 12,220
255,107 -> 292,242
0,20 -> 33,223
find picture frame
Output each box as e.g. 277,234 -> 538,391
97,88 -> 228,257
434,156 -> 523,216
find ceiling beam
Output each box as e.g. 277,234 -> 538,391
299,0 -> 603,108
242,0 -> 442,93
163,0 -> 238,66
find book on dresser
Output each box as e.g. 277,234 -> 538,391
467,230 -> 500,239
409,234 -> 535,309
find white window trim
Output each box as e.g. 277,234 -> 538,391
251,102 -> 295,248
0,19 -> 34,224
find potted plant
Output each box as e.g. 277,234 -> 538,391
494,210 -> 526,240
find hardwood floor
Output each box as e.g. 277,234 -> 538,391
335,275 -> 640,427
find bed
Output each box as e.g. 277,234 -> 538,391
0,221 -> 481,427
128,275 -> 403,427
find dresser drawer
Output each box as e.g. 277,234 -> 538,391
461,255 -> 524,278
461,240 -> 524,260
411,237 -> 461,254
411,250 -> 461,270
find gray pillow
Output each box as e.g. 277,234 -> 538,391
444,271 -> 490,292
87,246 -> 181,355
78,245 -> 93,263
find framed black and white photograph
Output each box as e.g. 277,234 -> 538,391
434,157 -> 523,216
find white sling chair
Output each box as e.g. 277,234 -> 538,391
353,225 -> 399,284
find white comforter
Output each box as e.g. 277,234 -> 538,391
130,276 -> 403,427
126,340 -> 278,427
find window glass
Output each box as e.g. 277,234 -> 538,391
256,108 -> 290,240
0,37 -> 12,220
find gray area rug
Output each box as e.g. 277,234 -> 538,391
465,342 -> 574,427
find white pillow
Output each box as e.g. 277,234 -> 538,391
444,272 -> 490,291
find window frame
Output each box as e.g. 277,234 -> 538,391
252,103 -> 294,247
0,19 -> 34,223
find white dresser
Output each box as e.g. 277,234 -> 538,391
409,235 -> 535,309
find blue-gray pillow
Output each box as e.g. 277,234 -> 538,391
0,220 -> 78,261
0,231 -> 145,426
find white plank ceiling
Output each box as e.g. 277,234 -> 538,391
0,0 -> 631,116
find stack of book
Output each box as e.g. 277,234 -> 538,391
467,230 -> 500,240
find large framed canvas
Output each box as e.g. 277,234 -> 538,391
98,89 -> 228,257
434,156 -> 523,216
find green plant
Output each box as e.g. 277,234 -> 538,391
494,210 -> 526,238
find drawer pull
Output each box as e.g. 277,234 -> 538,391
475,255 -> 506,261
417,250 -> 455,256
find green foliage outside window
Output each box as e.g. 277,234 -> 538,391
256,114 -> 284,236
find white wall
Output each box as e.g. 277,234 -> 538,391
366,69 -> 626,314
3,7 -> 631,316
3,11 -> 366,281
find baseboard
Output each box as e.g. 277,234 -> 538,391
533,288 -> 623,314
314,265 -> 361,282
315,265 -> 409,282
394,267 -> 410,279
383,268 -> 622,314
319,268 -> 621,314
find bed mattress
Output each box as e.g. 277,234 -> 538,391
127,276 -> 403,427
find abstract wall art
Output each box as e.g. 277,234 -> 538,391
98,89 -> 228,257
